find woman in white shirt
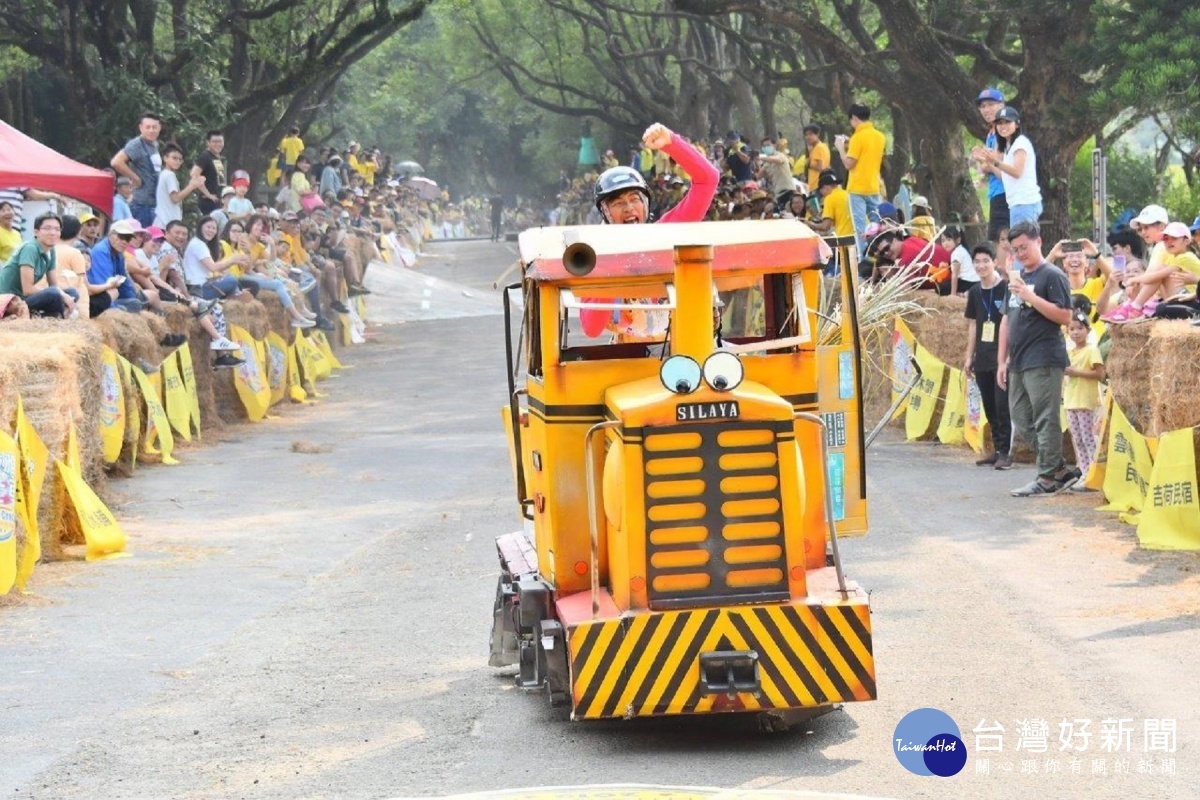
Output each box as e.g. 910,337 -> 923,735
981,106 -> 1041,227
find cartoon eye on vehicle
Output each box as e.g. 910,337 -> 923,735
703,352 -> 744,392
660,355 -> 702,394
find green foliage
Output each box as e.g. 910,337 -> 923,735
1159,168 -> 1200,225
1069,139 -> 1159,236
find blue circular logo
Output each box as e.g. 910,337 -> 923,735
892,708 -> 966,777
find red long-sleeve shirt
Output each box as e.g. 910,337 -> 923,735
657,133 -> 719,223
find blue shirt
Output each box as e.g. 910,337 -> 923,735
112,194 -> 132,220
87,240 -> 136,300
986,130 -> 1004,200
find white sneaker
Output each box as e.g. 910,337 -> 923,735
291,317 -> 316,328
210,336 -> 241,352
301,309 -> 318,320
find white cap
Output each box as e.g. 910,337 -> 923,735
912,195 -> 929,207
1132,204 -> 1169,227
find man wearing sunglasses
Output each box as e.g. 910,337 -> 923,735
86,218 -> 149,316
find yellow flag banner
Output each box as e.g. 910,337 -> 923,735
340,311 -> 353,347
55,458 -> 127,561
287,342 -> 308,403
936,367 -> 967,446
0,431 -> 19,595
311,330 -> 344,370
963,376 -> 987,453
1084,391 -> 1113,491
177,345 -> 201,439
99,346 -> 126,464
1099,402 -> 1154,517
295,330 -> 332,382
117,355 -> 140,471
162,350 -> 192,442
906,343 -> 945,441
132,364 -> 179,465
230,325 -> 271,421
265,331 -> 289,406
14,397 -> 48,593
890,318 -> 917,421
1135,428 -> 1200,550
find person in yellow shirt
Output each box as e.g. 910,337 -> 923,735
0,201 -> 21,263
809,170 -> 855,275
834,103 -> 887,258
280,127 -> 305,167
803,124 -> 830,191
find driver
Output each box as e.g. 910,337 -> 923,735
594,123 -> 719,225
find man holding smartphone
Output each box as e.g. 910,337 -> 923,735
997,219 -> 1077,496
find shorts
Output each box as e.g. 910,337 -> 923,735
987,194 -> 1010,241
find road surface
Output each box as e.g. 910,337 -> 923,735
1,239 -> 1196,800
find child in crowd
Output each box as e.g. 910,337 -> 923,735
940,226 -> 978,296
228,171 -> 256,221
1102,221 -> 1200,322
908,196 -> 936,241
1063,313 -> 1105,486
963,242 -> 1012,470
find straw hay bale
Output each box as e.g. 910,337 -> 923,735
223,296 -> 270,340
1108,320 -> 1200,437
258,292 -> 293,342
908,294 -> 969,367
0,320 -> 105,558
91,311 -> 163,370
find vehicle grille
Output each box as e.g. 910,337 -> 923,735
642,420 -> 791,610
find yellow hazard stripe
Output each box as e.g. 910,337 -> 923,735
567,602 -> 874,719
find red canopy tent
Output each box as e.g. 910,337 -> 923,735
0,121 -> 114,216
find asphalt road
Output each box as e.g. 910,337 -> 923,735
1,239 -> 1197,800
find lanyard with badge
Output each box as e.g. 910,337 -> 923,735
981,284 -> 998,343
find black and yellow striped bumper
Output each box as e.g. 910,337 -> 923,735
567,601 -> 874,720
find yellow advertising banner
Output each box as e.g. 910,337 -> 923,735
177,345 -> 201,439
230,325 -> 271,421
1099,402 -> 1154,516
161,350 -> 192,442
0,430 -> 19,595
99,346 -> 126,464
1084,392 -> 1113,491
906,343 -> 945,441
56,458 -> 127,561
1136,428 -> 1200,550
287,342 -> 308,403
117,355 -> 140,470
265,331 -> 289,407
311,330 -> 344,370
132,364 -> 178,465
14,397 -> 48,593
963,375 -> 987,453
936,367 -> 967,445
890,318 -> 917,421
295,330 -> 332,382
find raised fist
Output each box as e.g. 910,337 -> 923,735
642,123 -> 673,151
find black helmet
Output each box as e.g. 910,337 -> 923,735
594,166 -> 650,211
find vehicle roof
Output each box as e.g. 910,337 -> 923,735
519,219 -> 831,284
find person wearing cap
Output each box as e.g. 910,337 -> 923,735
77,212 -> 103,248
110,113 -> 163,228
975,106 -> 1041,228
112,176 -> 134,221
835,103 -> 887,259
809,170 -> 854,242
228,171 -> 255,220
0,213 -> 76,318
1104,221 -> 1200,323
970,88 -> 1010,247
86,218 -> 149,315
757,135 -> 793,205
724,131 -> 754,185
909,195 -> 936,241
191,130 -> 227,215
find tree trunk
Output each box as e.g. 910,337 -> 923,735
906,108 -> 983,238
224,105 -> 275,187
